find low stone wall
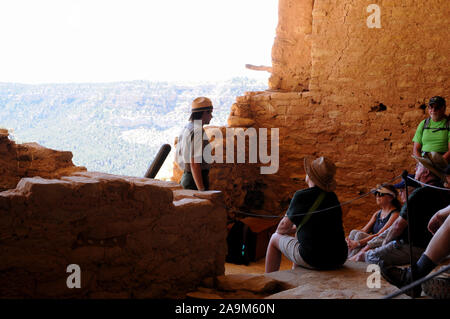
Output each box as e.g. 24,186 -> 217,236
0,171 -> 227,298
0,129 -> 86,192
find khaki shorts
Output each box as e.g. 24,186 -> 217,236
278,235 -> 316,270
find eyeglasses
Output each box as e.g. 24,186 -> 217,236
428,104 -> 444,110
374,191 -> 387,197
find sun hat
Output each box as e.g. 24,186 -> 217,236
371,184 -> 398,197
412,152 -> 448,180
191,97 -> 213,113
304,156 -> 337,192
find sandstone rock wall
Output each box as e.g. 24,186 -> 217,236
0,171 -> 227,298
0,129 -> 86,192
270,0 -> 314,91
225,91 -> 420,232
310,0 -> 449,107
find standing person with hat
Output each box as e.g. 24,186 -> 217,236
175,97 -> 213,191
412,96 -> 450,161
365,152 -> 450,270
346,184 -> 401,259
265,156 -> 348,272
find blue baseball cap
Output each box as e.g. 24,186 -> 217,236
394,174 -> 419,189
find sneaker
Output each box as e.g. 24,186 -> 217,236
380,265 -> 422,298
421,271 -> 450,299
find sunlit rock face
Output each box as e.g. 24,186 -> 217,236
174,1 -> 449,233
0,129 -> 86,192
0,167 -> 227,298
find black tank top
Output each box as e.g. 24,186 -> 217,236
372,209 -> 398,234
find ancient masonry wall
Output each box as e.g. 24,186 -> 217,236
0,133 -> 226,298
173,0 -> 449,232
0,129 -> 86,192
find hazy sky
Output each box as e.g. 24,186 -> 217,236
0,0 -> 278,84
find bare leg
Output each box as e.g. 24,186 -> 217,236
424,216 -> 450,264
265,233 -> 283,273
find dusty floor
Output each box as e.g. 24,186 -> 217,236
225,255 -> 293,275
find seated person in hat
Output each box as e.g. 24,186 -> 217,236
381,165 -> 450,297
346,184 -> 401,260
265,156 -> 348,272
365,152 -> 450,267
412,96 -> 450,161
349,178 -> 419,262
175,97 -> 213,191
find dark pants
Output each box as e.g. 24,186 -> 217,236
180,170 -> 210,190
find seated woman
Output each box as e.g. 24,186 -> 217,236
265,156 -> 348,272
346,184 -> 401,260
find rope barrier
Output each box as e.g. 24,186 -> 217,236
233,174 -> 403,219
383,264 -> 450,299
407,176 -> 450,191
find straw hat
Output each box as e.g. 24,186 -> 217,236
304,156 -> 337,192
412,152 -> 448,180
191,97 -> 213,113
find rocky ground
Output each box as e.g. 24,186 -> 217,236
186,260 -> 411,299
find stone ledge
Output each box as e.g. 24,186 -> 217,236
187,261 -> 410,299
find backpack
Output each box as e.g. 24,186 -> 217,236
225,220 -> 251,265
422,116 -> 450,133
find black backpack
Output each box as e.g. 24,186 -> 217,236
422,116 -> 450,133
225,220 -> 251,265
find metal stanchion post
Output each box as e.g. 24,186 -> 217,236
401,170 -> 416,294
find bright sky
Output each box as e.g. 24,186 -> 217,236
0,0 -> 278,84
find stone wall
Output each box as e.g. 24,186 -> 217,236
310,0 -> 449,107
225,91 -> 419,232
266,0 -> 448,231
270,0 -> 314,91
0,166 -> 226,298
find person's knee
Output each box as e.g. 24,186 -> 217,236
349,229 -> 358,240
269,232 -> 282,249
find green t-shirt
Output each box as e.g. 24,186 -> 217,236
412,118 -> 450,153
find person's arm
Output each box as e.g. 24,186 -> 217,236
358,212 -> 400,247
383,216 -> 408,245
412,120 -> 424,157
276,216 -> 296,235
428,205 -> 450,234
360,212 -> 378,233
413,142 -> 422,158
190,160 -> 205,191
443,142 -> 450,162
347,211 -> 378,250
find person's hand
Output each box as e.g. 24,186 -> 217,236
347,239 -> 360,250
428,210 -> 446,234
